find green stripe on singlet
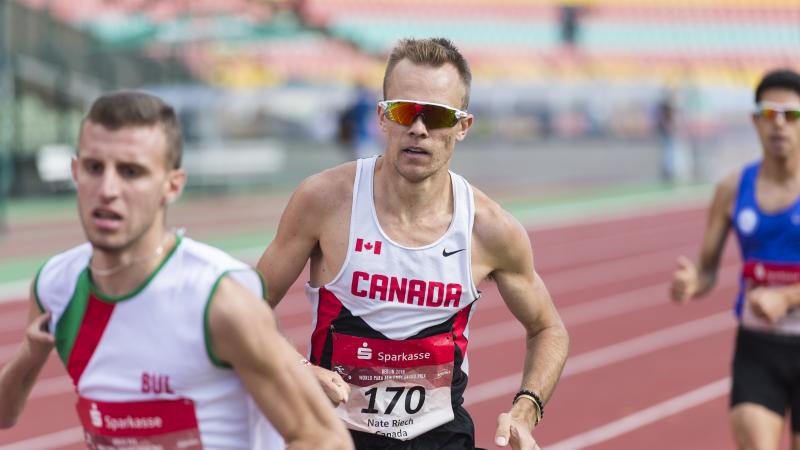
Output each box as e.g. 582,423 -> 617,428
90,235 -> 183,303
203,268 -> 265,369
33,264 -> 45,314
204,271 -> 234,369
54,269 -> 92,366
53,236 -> 183,366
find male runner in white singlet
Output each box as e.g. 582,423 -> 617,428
0,91 -> 353,450
257,38 -> 569,450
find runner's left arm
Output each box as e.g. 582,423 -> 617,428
670,172 -> 736,303
255,171 -> 351,405
476,205 -> 568,449
0,283 -> 55,428
208,276 -> 354,450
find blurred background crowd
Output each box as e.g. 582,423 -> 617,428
0,0 -> 797,206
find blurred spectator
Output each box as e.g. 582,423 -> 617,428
656,89 -> 680,182
337,82 -> 379,160
535,104 -> 554,139
559,4 -> 587,49
0,150 -> 9,235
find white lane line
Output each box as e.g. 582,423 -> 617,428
542,244 -> 694,291
533,221 -> 699,268
561,311 -> 733,377
0,426 -> 83,450
459,283 -> 675,352
464,311 -> 735,406
546,377 -> 731,450
557,263 -> 735,328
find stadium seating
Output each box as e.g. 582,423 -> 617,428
300,0 -> 798,86
12,0 -> 799,87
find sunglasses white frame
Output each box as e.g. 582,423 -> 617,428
378,99 -> 468,123
753,101 -> 800,118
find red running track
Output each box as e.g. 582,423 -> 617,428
0,205 -> 767,449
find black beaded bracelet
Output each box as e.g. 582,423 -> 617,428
513,389 -> 544,422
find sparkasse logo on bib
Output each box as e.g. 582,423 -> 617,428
357,342 -> 373,360
90,403 -> 103,428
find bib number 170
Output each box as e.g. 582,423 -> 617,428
361,386 -> 426,415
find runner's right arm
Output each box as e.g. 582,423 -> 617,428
671,173 -> 737,302
257,174 -> 330,308
256,170 -> 351,405
209,276 -> 353,450
0,284 -> 55,428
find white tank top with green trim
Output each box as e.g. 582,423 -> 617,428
35,236 -> 283,450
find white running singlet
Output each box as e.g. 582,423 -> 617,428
306,156 -> 481,440
35,235 -> 282,450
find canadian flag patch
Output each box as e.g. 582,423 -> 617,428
355,238 -> 382,255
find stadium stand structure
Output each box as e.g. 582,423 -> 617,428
3,0 -> 797,196
299,0 -> 798,86
14,0 -> 379,87
13,0 -> 798,87
2,1 -> 198,195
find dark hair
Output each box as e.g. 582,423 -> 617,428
383,37 -> 472,109
755,69 -> 800,103
83,91 -> 183,169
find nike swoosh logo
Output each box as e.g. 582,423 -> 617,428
442,248 -> 466,257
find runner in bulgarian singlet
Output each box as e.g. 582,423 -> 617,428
734,161 -> 800,334
35,235 -> 283,449
305,156 -> 481,440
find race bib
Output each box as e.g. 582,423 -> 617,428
331,331 -> 455,440
741,261 -> 800,333
743,261 -> 800,287
76,396 -> 202,449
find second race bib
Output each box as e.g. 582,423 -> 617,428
331,331 -> 455,440
76,396 -> 202,449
